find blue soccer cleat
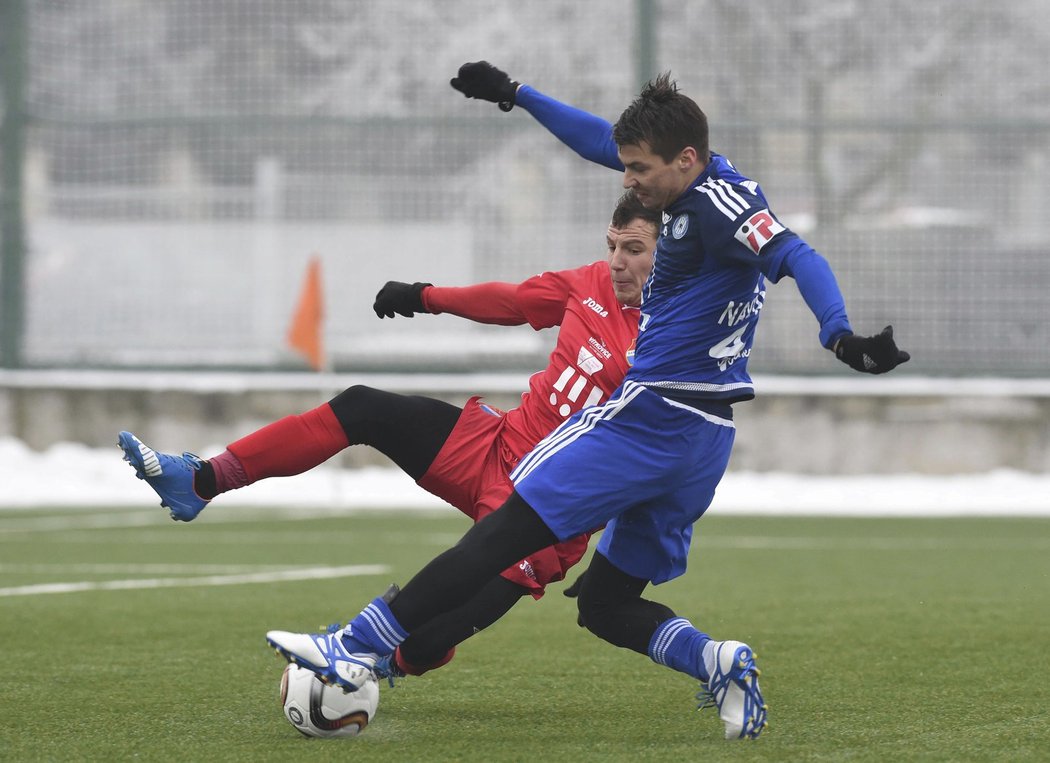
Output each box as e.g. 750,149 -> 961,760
117,431 -> 209,521
697,640 -> 768,740
266,625 -> 377,693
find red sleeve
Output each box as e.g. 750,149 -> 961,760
514,267 -> 590,330
421,265 -> 591,330
421,283 -> 527,325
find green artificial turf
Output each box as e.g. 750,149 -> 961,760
1,507 -> 1047,762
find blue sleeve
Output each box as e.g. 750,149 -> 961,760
773,239 -> 854,348
515,84 -> 624,170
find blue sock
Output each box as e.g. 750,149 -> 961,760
648,617 -> 711,681
340,596 -> 409,657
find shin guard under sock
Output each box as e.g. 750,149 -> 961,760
224,403 -> 349,485
648,617 -> 712,682
340,596 -> 410,656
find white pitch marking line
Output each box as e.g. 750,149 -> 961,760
701,535 -> 1050,551
0,563 -> 309,575
0,507 -> 449,534
3,530 -> 464,546
0,564 -> 389,598
0,512 -> 165,533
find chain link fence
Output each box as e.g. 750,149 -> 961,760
3,0 -> 1048,374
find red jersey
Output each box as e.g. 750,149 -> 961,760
417,262 -> 639,594
424,260 -> 640,459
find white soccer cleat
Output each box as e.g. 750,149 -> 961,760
697,639 -> 768,740
266,627 -> 376,693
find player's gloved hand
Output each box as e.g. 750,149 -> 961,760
834,325 -> 910,374
450,61 -> 519,112
373,281 -> 432,319
562,571 -> 586,598
562,571 -> 588,628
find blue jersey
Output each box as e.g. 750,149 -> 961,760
627,153 -> 858,402
517,85 -> 854,403
628,154 -> 781,402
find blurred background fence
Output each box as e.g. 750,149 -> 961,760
2,0 -> 1049,375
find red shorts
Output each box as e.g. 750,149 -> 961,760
417,397 -> 591,597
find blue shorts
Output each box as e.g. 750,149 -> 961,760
511,380 -> 735,584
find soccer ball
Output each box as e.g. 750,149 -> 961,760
279,663 -> 379,738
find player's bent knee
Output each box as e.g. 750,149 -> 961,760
328,385 -> 381,429
574,553 -> 659,646
577,596 -> 617,641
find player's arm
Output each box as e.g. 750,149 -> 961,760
765,237 -> 853,350
374,264 -> 581,328
765,237 -> 910,373
450,61 -> 623,170
515,85 -> 622,169
698,179 -> 910,375
373,280 -> 527,325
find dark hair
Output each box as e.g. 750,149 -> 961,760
612,72 -> 709,163
611,189 -> 661,232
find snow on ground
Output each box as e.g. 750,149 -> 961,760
2,438 -> 1048,517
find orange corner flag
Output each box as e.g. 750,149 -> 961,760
287,256 -> 325,371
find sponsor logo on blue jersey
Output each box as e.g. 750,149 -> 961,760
733,209 -> 786,255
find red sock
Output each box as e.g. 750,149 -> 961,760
222,403 -> 349,487
394,646 -> 456,677
207,450 -> 249,496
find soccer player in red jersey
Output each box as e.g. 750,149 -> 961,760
119,190 -> 659,677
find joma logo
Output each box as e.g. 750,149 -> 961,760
582,297 -> 609,318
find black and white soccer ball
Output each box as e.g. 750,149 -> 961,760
279,663 -> 379,738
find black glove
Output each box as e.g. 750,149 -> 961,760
450,61 -> 519,112
562,571 -> 586,598
562,571 -> 588,628
373,281 -> 431,319
834,325 -> 910,374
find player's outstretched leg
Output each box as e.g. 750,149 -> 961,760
697,640 -> 768,740
267,584 -> 406,693
267,624 -> 378,693
117,431 -> 209,521
373,645 -> 456,687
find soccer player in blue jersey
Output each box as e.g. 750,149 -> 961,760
266,64 -> 909,741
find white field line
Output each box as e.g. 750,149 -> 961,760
696,535 -> 1050,551
0,507 -> 452,534
0,563 -> 389,598
0,563 -> 312,574
0,512 -> 167,533
27,532 -> 1050,552
0,529 -> 465,546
